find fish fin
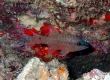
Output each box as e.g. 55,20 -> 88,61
48,26 -> 60,36
49,26 -> 70,36
57,50 -> 69,60
49,30 -> 59,36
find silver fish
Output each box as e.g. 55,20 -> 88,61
27,34 -> 89,57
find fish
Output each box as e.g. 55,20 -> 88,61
27,33 -> 89,58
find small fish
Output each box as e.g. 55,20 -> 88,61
27,33 -> 89,58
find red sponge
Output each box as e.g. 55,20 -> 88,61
104,14 -> 110,21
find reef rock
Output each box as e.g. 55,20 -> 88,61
77,69 -> 110,80
17,15 -> 46,30
16,57 -> 69,80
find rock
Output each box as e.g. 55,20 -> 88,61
16,57 -> 69,80
39,11 -> 50,18
56,0 -> 77,7
77,69 -> 110,80
17,15 -> 46,30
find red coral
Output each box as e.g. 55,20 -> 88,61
89,18 -> 95,25
40,22 -> 53,36
24,28 -> 38,36
104,13 -> 110,21
40,22 -> 59,36
33,45 -> 52,62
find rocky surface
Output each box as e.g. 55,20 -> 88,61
16,57 -> 69,80
77,69 -> 110,80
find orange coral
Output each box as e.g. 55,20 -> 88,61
41,70 -> 49,80
58,67 -> 66,75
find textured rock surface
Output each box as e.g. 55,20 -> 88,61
17,15 -> 46,30
77,69 -> 110,80
16,57 -> 69,80
56,0 -> 76,7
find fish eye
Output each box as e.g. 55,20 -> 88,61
77,42 -> 82,46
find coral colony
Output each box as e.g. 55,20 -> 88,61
0,0 -> 110,80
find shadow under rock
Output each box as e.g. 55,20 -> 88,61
62,43 -> 95,80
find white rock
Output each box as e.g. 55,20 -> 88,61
81,69 -> 110,80
17,15 -> 46,30
56,0 -> 77,7
16,57 -> 40,80
16,57 -> 69,80
104,73 -> 110,80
